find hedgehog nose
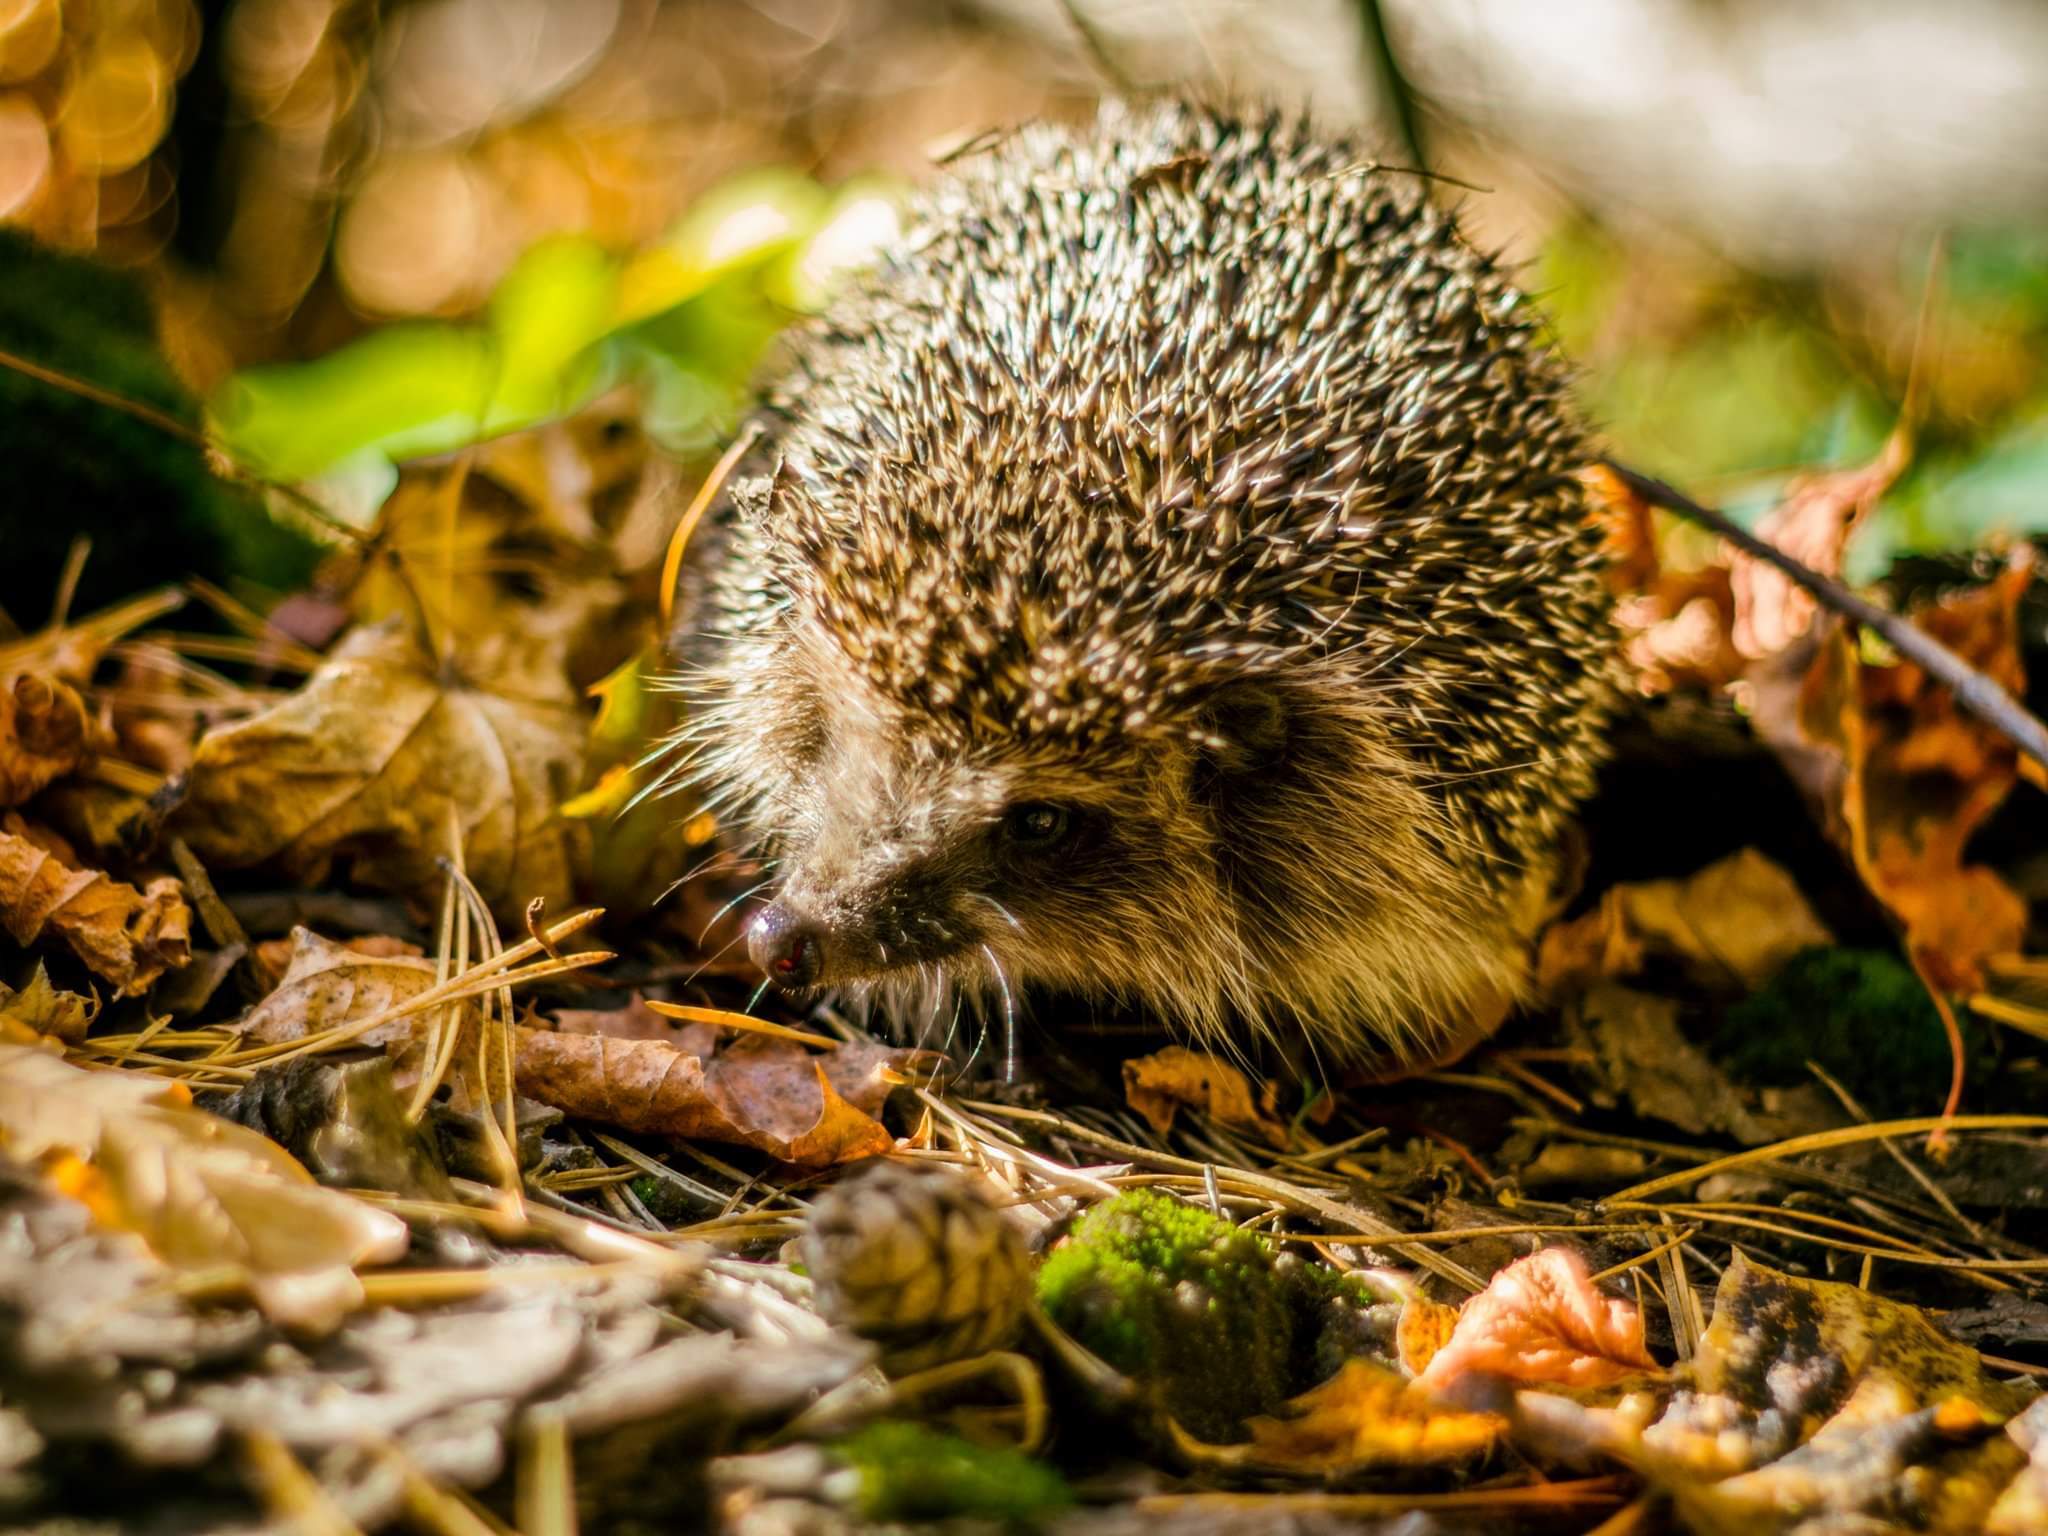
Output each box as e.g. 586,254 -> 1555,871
749,904 -> 824,988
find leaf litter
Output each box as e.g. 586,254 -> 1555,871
0,354 -> 2044,1533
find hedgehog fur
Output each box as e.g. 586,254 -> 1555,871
664,98 -> 1622,1066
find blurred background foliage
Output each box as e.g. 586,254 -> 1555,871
2,0 -> 2047,613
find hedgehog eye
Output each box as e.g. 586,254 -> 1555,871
1001,802 -> 1072,851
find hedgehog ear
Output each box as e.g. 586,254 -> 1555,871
1194,682 -> 1292,780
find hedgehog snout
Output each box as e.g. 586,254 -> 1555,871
748,903 -> 825,988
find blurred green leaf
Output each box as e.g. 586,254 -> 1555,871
208,169 -> 902,491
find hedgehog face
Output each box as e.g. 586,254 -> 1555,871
730,664 -> 1526,1061
733,674 -> 1212,1017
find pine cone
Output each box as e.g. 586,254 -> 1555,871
801,1160 -> 1030,1374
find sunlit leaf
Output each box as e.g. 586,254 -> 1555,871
0,811 -> 190,997
177,624 -> 587,921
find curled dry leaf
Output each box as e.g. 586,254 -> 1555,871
1121,1046 -> 1289,1148
0,812 -> 190,997
0,960 -> 98,1043
1522,1253 -> 2032,1536
177,623 -> 588,922
1538,847 -> 1831,998
0,1043 -> 410,1329
1728,426 -> 1910,662
1584,464 -> 1744,694
1414,1246 -> 1660,1400
0,671 -> 107,805
1190,1358 -> 1500,1475
516,1001 -> 940,1166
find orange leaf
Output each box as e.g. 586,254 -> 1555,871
1121,1046 -> 1289,1148
1219,1358 -> 1500,1473
514,1014 -> 938,1166
1415,1247 -> 1660,1398
1396,1294 -> 1461,1377
0,672 -> 106,806
1730,427 -> 1910,662
0,812 -> 189,997
1787,559 -> 2033,992
1538,848 -> 1831,997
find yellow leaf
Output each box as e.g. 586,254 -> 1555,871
1182,1359 -> 1499,1474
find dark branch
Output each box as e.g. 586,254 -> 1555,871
1600,458 -> 2048,774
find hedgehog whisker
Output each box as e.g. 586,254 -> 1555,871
696,877 -> 777,946
979,943 -> 1020,1085
974,893 -> 1025,933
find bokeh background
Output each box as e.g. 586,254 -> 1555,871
3,0 -> 2047,609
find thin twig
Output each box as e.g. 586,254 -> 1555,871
1601,458 -> 2048,771
1355,0 -> 1428,170
1054,0 -> 1138,95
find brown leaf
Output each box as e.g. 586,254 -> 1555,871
1206,1358 -> 1500,1474
1586,431 -> 1909,697
1414,1247 -> 1660,1398
0,672 -> 107,805
1730,427 -> 1910,662
1121,1046 -> 1289,1148
234,927 -> 440,1053
0,1043 -> 410,1329
0,812 -> 190,997
177,624 -> 589,923
515,1014 -> 935,1166
251,930 -> 425,989
1785,560 -> 2034,991
1538,847 -> 1832,997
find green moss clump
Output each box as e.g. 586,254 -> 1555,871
1716,946 -> 1991,1114
1035,1188 -> 1292,1441
832,1421 -> 1071,1524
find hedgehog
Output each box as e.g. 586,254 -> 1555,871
664,98 -> 1621,1069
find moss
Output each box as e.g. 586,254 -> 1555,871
1716,946 -> 1992,1114
832,1421 -> 1071,1524
1035,1189 -> 1293,1441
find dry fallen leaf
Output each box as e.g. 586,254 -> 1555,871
1414,1247 -> 1660,1400
1177,1358 -> 1500,1474
0,812 -> 190,997
1395,1294 -> 1461,1377
1565,983 -> 1815,1145
177,623 -> 588,922
0,672 -> 108,805
0,1043 -> 410,1329
233,926 -> 440,1054
1729,426 -> 1911,662
0,960 -> 99,1044
516,1003 -> 939,1166
1785,560 -> 2034,993
1538,847 -> 1832,997
1121,1046 -> 1289,1148
1521,1253 -> 2032,1536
